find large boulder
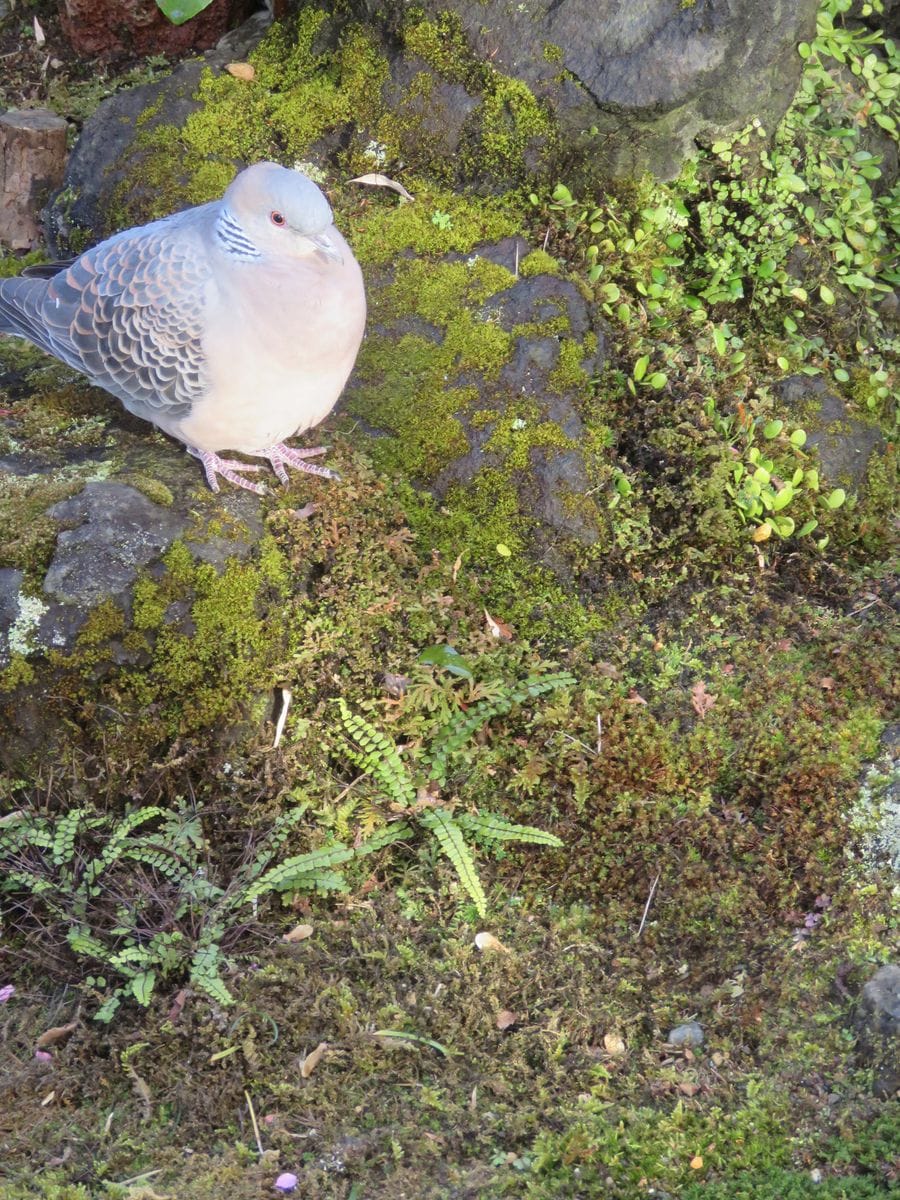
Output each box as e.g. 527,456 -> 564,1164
46,1 -> 818,250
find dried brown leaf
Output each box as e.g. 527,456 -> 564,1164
225,62 -> 255,81
678,1081 -> 701,1096
36,1021 -> 78,1049
349,173 -> 414,201
283,923 -> 314,943
300,1041 -> 328,1079
483,608 -> 514,641
690,680 -> 717,717
496,1009 -> 519,1031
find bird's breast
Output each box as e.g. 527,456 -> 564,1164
175,248 -> 366,455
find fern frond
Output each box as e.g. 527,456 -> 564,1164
354,821 -> 415,857
284,868 -> 349,895
190,942 -> 234,1006
425,672 -> 576,785
242,803 -> 310,881
51,809 -> 85,866
67,926 -> 114,964
243,843 -> 355,901
120,845 -> 199,889
83,806 -> 165,886
336,699 -> 417,808
456,811 -> 563,847
419,808 -> 487,917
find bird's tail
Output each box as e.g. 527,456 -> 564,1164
0,276 -> 56,357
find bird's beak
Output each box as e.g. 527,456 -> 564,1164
308,231 -> 343,264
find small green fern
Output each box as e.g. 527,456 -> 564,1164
334,669 -> 573,916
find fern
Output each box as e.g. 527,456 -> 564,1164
419,808 -> 488,916
243,842 -> 356,901
333,669 -> 573,917
336,699 -> 417,807
354,822 -> 415,856
425,672 -> 576,785
455,811 -> 564,847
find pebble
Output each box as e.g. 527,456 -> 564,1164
667,1021 -> 705,1048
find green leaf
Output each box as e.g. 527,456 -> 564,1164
456,811 -> 563,847
789,429 -> 807,448
418,644 -> 475,681
130,971 -> 156,1007
372,1029 -> 450,1056
819,284 -> 836,305
797,519 -> 819,536
762,420 -> 783,439
156,0 -> 215,25
825,488 -> 846,509
633,355 -> 649,382
600,283 -> 620,303
647,372 -> 667,390
713,327 -> 727,355
419,808 -> 487,917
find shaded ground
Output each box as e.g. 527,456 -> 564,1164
0,2 -> 898,1198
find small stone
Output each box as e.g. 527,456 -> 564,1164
274,1173 -> 298,1193
667,1021 -> 705,1048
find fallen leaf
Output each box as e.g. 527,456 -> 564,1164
300,1041 -> 328,1079
349,173 -> 414,201
596,661 -> 620,678
690,1156 -> 704,1170
603,1032 -> 626,1056
819,676 -> 835,690
452,553 -> 463,583
690,680 -> 717,717
36,1021 -> 78,1049
383,672 -> 409,697
496,1009 -> 519,1031
752,522 -> 772,542
625,689 -> 647,706
775,638 -> 793,652
474,931 -> 510,954
167,989 -> 187,1023
225,61 -> 255,81
33,16 -> 46,45
678,1081 -> 701,1096
290,502 -> 318,520
283,923 -> 314,943
483,608 -> 514,641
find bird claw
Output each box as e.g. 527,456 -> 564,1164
262,443 -> 341,483
189,443 -> 339,494
189,448 -> 268,496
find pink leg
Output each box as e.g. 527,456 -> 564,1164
261,443 -> 340,484
188,448 -> 267,495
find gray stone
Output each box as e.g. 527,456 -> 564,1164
774,375 -> 886,492
357,0 -> 819,182
854,964 -> 900,1098
667,1021 -> 705,1048
42,482 -> 186,607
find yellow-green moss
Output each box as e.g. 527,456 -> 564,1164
519,248 -> 564,278
0,653 -> 35,693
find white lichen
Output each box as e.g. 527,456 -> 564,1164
5,592 -> 49,659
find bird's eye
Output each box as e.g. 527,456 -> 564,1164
270,211 -> 286,226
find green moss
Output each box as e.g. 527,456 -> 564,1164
475,75 -> 558,179
0,653 -> 36,693
548,333 -> 595,393
519,248 -> 564,278
403,13 -> 483,89
350,182 -> 521,265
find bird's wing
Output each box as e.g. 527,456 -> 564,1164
0,215 -> 214,421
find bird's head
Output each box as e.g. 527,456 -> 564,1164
222,162 -> 343,264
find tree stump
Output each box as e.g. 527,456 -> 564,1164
0,109 -> 68,250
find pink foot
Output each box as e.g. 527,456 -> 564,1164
261,443 -> 340,485
189,448 -> 267,495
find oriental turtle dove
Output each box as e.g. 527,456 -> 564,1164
0,162 -> 366,494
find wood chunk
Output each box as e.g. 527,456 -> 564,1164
0,109 -> 68,250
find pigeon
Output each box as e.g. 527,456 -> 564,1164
0,161 -> 366,494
